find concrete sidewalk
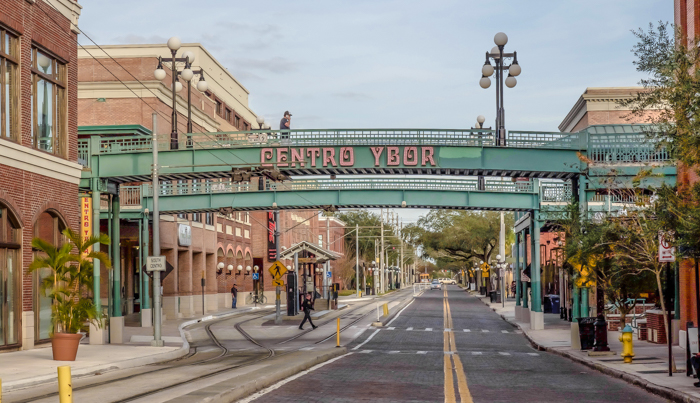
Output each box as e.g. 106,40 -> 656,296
472,290 -> 700,403
0,306 -> 256,393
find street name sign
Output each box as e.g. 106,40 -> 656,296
147,256 -> 166,272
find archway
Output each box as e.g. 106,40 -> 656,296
33,210 -> 67,342
0,202 -> 21,348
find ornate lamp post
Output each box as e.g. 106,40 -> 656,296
154,37 -> 208,150
479,32 -> 521,146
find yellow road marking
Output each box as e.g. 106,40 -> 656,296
442,287 -> 473,403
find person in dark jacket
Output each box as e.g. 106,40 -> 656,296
299,292 -> 317,330
231,284 -> 238,309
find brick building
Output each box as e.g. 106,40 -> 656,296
675,0 -> 700,340
77,43 -> 256,321
0,0 -> 83,351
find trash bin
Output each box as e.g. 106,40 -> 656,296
495,291 -> 502,303
543,296 -> 552,313
489,291 -> 496,303
577,317 -> 596,350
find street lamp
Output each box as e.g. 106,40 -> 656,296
479,32 -> 521,146
154,37 -> 208,149
496,254 -> 506,307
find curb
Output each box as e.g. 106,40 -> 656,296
475,297 -> 698,403
4,308 -> 261,393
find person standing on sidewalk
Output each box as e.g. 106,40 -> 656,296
299,292 -> 317,330
279,111 -> 291,139
231,284 -> 238,309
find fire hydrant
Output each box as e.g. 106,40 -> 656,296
619,324 -> 635,363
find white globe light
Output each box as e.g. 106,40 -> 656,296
182,50 -> 195,64
246,265 -> 251,272
196,79 -> 208,92
167,37 -> 181,51
217,262 -> 225,270
479,77 -> 491,89
227,264 -> 234,272
263,123 -> 271,130
38,54 -> 51,69
180,68 -> 194,82
496,254 -> 502,261
505,76 -> 517,88
490,46 -> 501,59
494,32 -> 508,46
154,68 -> 167,81
174,82 -> 183,92
509,63 -> 521,77
477,115 -> 486,124
256,116 -> 265,125
481,63 -> 494,77
237,265 -> 243,271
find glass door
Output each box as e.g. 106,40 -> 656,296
0,248 -> 19,346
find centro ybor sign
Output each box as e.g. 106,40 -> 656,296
261,146 -> 437,168
178,224 -> 192,246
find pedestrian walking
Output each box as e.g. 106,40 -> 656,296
231,284 -> 238,309
279,111 -> 291,139
299,292 -> 317,330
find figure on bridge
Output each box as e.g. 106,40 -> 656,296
280,111 -> 291,139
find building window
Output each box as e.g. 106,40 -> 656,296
31,47 -> 67,156
225,108 -> 231,122
1,29 -> 19,142
216,100 -> 222,115
235,227 -> 241,237
226,225 -> 233,235
0,205 -> 20,347
244,229 -> 250,239
216,222 -> 223,232
205,213 -> 214,226
234,115 -> 240,128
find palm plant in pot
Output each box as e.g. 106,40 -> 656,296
30,228 -> 110,361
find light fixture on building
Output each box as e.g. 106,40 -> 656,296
228,264 -> 234,272
256,116 -> 265,130
237,265 -> 243,272
217,261 -> 225,271
253,265 -> 259,272
246,265 -> 252,272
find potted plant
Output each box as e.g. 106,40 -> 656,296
30,228 -> 110,361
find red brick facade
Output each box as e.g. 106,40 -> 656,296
0,0 -> 81,349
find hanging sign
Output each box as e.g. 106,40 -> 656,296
178,224 -> 192,246
267,211 -> 277,260
659,233 -> 675,263
80,197 -> 92,243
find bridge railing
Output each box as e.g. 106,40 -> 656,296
506,131 -> 586,149
539,183 -> 573,203
587,133 -> 669,163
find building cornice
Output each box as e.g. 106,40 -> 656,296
44,0 -> 82,34
558,87 -> 647,133
0,139 -> 82,184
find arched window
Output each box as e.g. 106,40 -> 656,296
0,203 -> 21,347
33,211 -> 66,341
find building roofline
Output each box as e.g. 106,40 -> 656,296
558,87 -> 645,133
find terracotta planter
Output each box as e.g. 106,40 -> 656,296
51,333 -> 82,361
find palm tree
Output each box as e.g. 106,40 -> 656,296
29,228 -> 111,335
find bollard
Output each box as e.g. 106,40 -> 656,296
1,378 -> 2,403
336,317 -> 341,347
619,324 -> 635,364
383,303 -> 389,317
57,366 -> 72,403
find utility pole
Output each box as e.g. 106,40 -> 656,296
355,224 -> 360,297
151,113 -> 163,347
380,215 -> 385,293
500,212 -> 506,307
326,213 -> 331,310
400,221 -> 404,289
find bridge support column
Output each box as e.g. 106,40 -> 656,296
110,192 -> 124,344
581,287 -> 589,318
90,179 -> 106,345
530,210 -> 544,330
141,212 -> 152,327
515,231 -> 522,321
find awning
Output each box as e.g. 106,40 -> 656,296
279,240 -> 340,264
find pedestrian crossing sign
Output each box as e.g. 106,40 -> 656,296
268,260 -> 288,279
272,278 -> 284,287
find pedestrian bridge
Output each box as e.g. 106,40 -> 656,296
78,125 -> 671,185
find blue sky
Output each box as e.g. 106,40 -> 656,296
78,0 -> 672,226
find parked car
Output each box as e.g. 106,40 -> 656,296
431,280 -> 441,290
444,278 -> 457,285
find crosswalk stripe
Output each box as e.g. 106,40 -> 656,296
387,327 -> 395,330
498,352 -> 511,356
417,351 -> 428,354
425,328 -> 433,331
471,352 -> 482,355
300,347 -> 315,351
407,327 -> 413,331
482,329 -> 489,333
388,351 -> 400,354
527,353 -> 539,356
463,329 -> 471,332
501,330 -> 509,333
444,328 -> 452,332
360,350 -> 373,353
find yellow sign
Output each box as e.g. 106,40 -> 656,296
480,263 -> 490,275
272,278 -> 285,287
80,197 -> 92,255
268,260 -> 288,279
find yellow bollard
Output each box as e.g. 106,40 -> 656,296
383,303 -> 389,317
57,366 -> 72,403
619,324 -> 635,364
1,377 -> 3,403
336,317 -> 341,347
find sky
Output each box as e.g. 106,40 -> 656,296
78,0 -> 673,225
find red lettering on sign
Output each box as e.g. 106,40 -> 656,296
291,148 -> 305,168
387,147 -> 400,166
339,147 -> 354,166
261,148 -> 274,167
307,148 -> 320,167
276,149 -> 289,167
404,146 -> 418,166
323,148 -> 337,167
422,147 -> 436,166
371,147 -> 384,166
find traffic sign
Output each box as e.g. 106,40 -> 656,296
326,271 -> 332,278
272,278 -> 284,287
268,260 -> 288,279
252,273 -> 259,280
146,256 -> 166,272
659,234 -> 676,262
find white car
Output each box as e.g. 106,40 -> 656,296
444,278 -> 457,285
430,280 -> 441,290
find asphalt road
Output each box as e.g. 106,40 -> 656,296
253,285 -> 668,403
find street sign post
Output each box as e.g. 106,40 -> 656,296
659,233 -> 676,376
252,273 -> 259,280
146,256 -> 166,272
268,260 -> 288,324
326,271 -> 332,278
